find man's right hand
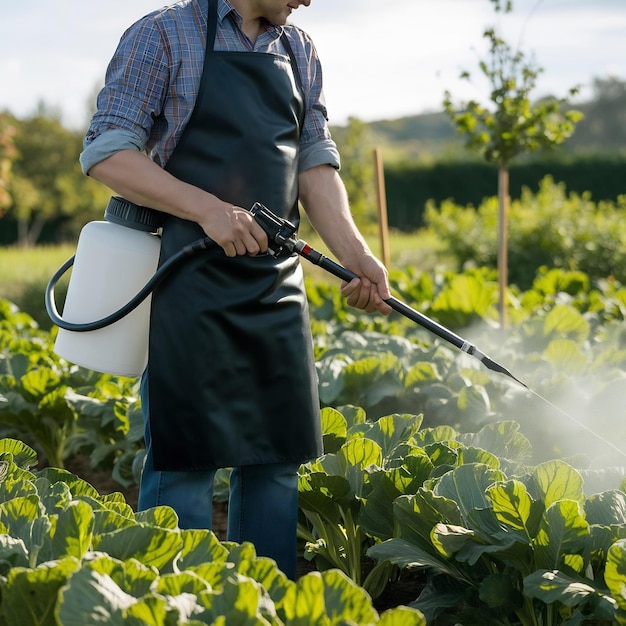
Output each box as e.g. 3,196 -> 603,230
89,149 -> 269,257
198,201 -> 269,257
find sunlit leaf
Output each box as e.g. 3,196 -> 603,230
533,460 -> 585,507
3,557 -> 80,626
93,525 -> 183,570
534,500 -> 589,570
434,464 -> 505,523
606,539 -> 626,612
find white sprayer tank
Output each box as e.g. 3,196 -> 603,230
53,198 -> 162,377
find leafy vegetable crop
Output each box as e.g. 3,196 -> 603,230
0,438 -> 424,625
300,407 -> 626,624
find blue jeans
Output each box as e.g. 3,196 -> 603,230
137,374 -> 300,579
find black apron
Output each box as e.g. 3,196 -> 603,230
147,0 -> 322,471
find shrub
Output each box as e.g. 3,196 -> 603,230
424,176 -> 626,289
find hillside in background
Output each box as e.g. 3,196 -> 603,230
331,75 -> 626,163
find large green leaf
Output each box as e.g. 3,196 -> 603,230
56,567 -> 136,626
524,568 -> 616,619
33,479 -> 72,515
605,539 -> 626,612
487,479 -> 534,537
342,354 -> 405,408
337,404 -> 368,430
433,463 -> 505,524
134,505 -> 179,530
299,472 -> 352,522
84,554 -> 159,599
1,557 -> 80,626
544,339 -> 588,373
120,596 -> 173,626
457,420 -> 533,462
423,442 -> 458,470
316,354 -> 348,405
392,492 -> 462,550
0,494 -> 49,555
436,509 -> 528,568
413,425 -> 457,446
341,437 -> 382,496
92,509 -> 137,536
404,361 -> 441,387
282,569 -> 379,625
0,439 -> 38,470
532,460 -> 585,508
359,470 -> 400,541
0,534 -> 29,568
196,574 -> 272,623
368,537 -> 468,581
0,455 -> 37,503
431,523 -> 476,559
378,605 -> 427,625
175,528 -> 229,570
430,273 -> 496,326
585,490 -> 626,526
360,413 -> 423,460
361,455 -> 434,541
155,570 -> 211,596
456,384 -> 491,417
320,406 -> 347,453
93,525 -> 183,571
543,304 -> 590,343
479,572 -> 523,609
534,500 -> 590,571
311,438 -> 382,501
457,446 -> 499,469
38,500 -> 94,564
37,468 -> 100,500
20,368 -> 61,400
235,556 -> 290,609
410,578 -> 465,624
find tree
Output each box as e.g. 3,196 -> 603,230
3,106 -> 109,246
443,0 -> 582,326
0,114 -> 17,213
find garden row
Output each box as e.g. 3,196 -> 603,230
1,261 -> 626,623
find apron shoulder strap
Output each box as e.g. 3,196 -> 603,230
280,32 -> 305,129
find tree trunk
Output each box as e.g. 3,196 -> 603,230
17,214 -> 46,247
497,166 -> 509,328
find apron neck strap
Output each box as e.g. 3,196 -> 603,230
206,0 -> 218,51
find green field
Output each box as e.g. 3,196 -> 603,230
0,228 -> 448,329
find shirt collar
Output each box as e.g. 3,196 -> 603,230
218,0 -> 283,37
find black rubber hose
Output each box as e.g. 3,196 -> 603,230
45,237 -> 213,332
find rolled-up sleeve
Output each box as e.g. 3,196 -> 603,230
81,16 -> 170,171
79,128 -> 144,175
299,138 -> 340,172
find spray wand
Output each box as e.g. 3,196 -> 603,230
250,203 -> 526,386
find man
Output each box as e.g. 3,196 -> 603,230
81,0 -> 391,580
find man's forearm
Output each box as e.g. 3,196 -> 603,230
299,164 -> 392,313
88,149 -> 214,224
298,165 -> 370,268
88,149 -> 268,257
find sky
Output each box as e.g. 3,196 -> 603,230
1,0 -> 625,130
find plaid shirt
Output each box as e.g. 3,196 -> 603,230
82,0 -> 339,173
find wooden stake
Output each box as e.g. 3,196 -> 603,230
373,148 -> 390,269
497,165 -> 509,329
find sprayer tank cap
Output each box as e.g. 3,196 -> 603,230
104,196 -> 163,233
